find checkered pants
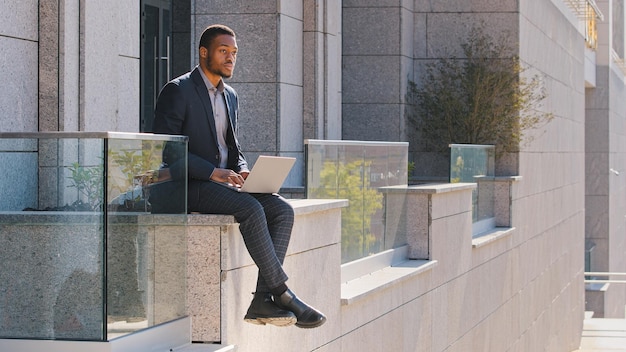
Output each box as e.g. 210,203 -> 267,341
189,180 -> 294,292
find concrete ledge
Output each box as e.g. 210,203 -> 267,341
341,246 -> 412,283
289,198 -> 349,214
471,227 -> 516,248
341,259 -> 438,305
187,198 -> 348,224
381,182 -> 476,194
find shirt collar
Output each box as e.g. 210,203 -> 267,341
198,66 -> 225,94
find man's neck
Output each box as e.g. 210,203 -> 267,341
199,65 -> 222,88
200,66 -> 222,88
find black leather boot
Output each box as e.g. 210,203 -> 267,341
274,289 -> 326,329
244,292 -> 297,327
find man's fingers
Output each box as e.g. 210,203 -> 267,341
229,172 -> 244,185
211,168 -> 245,185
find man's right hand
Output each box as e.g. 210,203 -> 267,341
210,168 -> 245,187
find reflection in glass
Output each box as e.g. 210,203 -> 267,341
305,140 -> 408,263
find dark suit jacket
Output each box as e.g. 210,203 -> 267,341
153,66 -> 249,181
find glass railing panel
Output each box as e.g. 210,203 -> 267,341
305,140 -> 408,263
339,144 -> 369,262
307,143 -> 341,197
105,136 -> 187,339
373,145 -> 409,250
449,144 -> 495,234
0,135 -> 106,341
0,132 -> 187,342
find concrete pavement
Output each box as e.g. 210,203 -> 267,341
573,317 -> 626,351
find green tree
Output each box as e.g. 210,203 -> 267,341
406,24 -> 553,157
311,160 -> 383,263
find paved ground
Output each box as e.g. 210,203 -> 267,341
573,318 -> 626,351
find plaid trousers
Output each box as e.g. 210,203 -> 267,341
188,180 -> 294,292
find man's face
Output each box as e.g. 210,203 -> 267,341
204,34 -> 238,79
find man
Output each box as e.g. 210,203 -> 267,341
152,24 -> 326,329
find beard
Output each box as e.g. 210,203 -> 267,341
206,55 -> 234,79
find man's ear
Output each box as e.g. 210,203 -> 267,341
199,46 -> 208,59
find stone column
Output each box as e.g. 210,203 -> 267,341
39,0 -> 60,132
303,0 -> 342,140
39,0 -> 81,132
38,0 -> 64,209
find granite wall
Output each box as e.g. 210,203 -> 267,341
191,0 -> 342,188
0,212 -> 186,340
0,2 -> 39,209
0,1 -> 38,133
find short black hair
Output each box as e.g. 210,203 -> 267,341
199,24 -> 236,49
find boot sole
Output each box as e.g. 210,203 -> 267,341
295,317 -> 327,329
244,316 -> 297,327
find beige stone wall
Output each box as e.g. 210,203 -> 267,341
339,0 -> 586,351
516,0 -> 587,348
585,0 -> 626,318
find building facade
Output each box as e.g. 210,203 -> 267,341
2,0 -> 626,351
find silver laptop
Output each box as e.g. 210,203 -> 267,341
212,155 -> 296,193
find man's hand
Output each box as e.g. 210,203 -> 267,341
211,168 -> 245,187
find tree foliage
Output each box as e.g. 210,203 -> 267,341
406,25 -> 553,156
311,160 -> 383,263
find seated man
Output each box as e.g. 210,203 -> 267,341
152,24 -> 326,329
